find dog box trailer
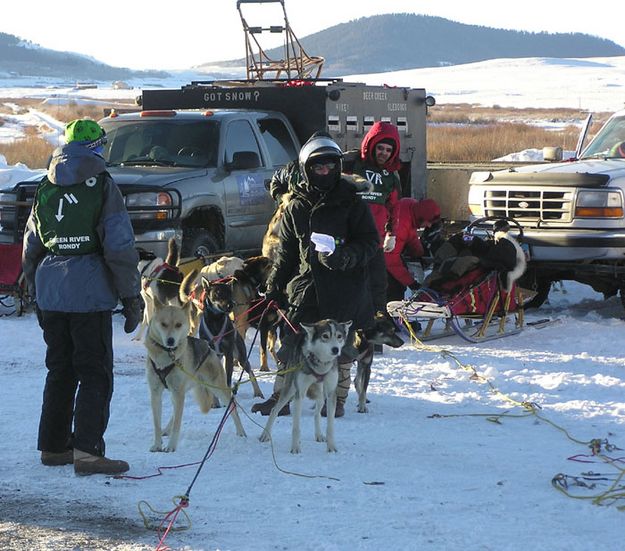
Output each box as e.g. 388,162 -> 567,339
139,79 -> 434,199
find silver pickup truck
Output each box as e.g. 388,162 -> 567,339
467,109 -> 625,308
100,108 -> 298,258
0,80 -> 433,259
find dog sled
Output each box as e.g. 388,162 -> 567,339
387,217 -> 527,343
0,243 -> 29,316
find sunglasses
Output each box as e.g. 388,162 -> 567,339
311,161 -> 337,173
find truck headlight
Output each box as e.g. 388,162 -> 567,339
0,192 -> 19,228
575,190 -> 623,218
467,186 -> 484,216
125,192 -> 174,220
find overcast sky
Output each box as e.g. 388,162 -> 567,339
3,1 -> 625,70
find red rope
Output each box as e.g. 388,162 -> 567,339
273,302 -> 299,334
155,496 -> 189,551
114,461 -> 201,481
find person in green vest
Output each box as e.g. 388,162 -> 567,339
23,119 -> 141,476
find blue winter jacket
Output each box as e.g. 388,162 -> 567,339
22,142 -> 140,312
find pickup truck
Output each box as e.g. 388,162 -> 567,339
0,80 -> 434,259
467,109 -> 625,308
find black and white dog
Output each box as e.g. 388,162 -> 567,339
198,278 -> 264,398
353,312 -> 404,413
133,238 -> 183,341
259,319 -> 352,454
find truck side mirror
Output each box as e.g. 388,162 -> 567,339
226,151 -> 261,171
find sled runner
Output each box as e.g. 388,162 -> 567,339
387,217 -> 527,343
0,243 -> 29,316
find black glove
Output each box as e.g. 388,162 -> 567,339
264,288 -> 286,309
121,296 -> 143,334
318,246 -> 353,271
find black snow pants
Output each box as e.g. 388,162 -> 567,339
37,310 -> 113,457
369,247 -> 389,314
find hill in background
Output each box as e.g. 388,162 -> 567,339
200,13 -> 625,76
1,14 -> 624,83
0,32 -> 169,82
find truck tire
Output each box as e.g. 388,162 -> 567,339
521,278 -> 551,310
182,228 -> 220,258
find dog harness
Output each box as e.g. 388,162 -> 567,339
141,260 -> 172,290
150,358 -> 176,389
199,305 -> 230,356
148,337 -> 212,389
149,340 -> 213,389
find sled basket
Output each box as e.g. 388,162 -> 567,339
0,243 -> 29,316
387,268 -> 524,343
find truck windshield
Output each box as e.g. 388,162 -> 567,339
580,115 -> 625,159
100,119 -> 220,168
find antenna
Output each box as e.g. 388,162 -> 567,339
236,0 -> 324,80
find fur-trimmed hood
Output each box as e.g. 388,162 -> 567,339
341,173 -> 373,193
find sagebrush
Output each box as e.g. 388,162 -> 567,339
0,99 -> 612,168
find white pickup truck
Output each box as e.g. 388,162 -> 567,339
467,109 -> 625,308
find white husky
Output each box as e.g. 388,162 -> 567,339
259,319 -> 352,454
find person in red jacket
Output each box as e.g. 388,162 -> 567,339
345,121 -> 402,313
385,197 -> 441,301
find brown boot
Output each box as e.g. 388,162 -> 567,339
251,393 -> 290,416
321,398 -> 345,418
41,450 -> 74,466
321,362 -> 351,417
73,450 -> 129,476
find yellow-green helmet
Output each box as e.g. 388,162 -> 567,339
64,119 -> 107,149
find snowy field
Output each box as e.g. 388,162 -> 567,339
1,55 -> 625,550
1,55 -> 625,112
1,282 -> 624,550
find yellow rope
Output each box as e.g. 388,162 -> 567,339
397,312 -> 625,509
137,496 -> 191,532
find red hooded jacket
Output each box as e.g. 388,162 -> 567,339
385,198 -> 441,286
349,121 -> 402,241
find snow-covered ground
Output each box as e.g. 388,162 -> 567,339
345,56 -> 625,112
1,56 -> 625,550
1,282 -> 624,550
1,55 -> 625,112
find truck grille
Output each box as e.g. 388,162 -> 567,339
483,187 -> 573,222
0,185 -> 37,243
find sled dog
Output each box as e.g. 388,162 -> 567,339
231,256 -> 278,371
134,238 -> 183,341
353,312 -> 404,413
198,278 -> 264,398
262,192 -> 291,263
259,319 -> 352,453
144,297 -> 246,452
493,227 -> 527,292
200,255 -> 246,282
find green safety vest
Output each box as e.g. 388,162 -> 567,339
34,173 -> 105,255
352,159 -> 400,206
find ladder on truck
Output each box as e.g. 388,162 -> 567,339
236,0 -> 324,80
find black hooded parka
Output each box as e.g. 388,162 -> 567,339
266,175 -> 379,331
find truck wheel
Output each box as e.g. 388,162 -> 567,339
521,278 -> 551,310
182,229 -> 220,258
